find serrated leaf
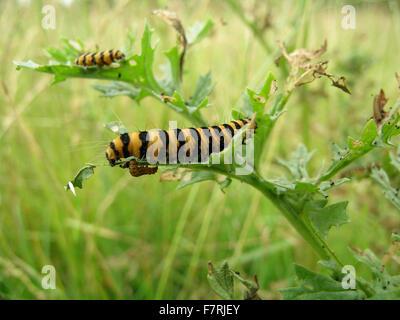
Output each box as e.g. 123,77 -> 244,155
350,248 -> 400,299
370,167 -> 400,211
278,144 -> 315,181
207,262 -> 234,300
66,164 -> 96,192
131,22 -> 162,92
304,200 -> 350,239
281,264 -> 365,300
122,27 -> 137,58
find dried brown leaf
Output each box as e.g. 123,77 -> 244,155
153,9 -> 187,80
373,89 -> 389,127
331,76 -> 351,94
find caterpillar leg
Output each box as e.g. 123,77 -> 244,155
128,160 -> 158,177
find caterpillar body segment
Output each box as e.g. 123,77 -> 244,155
105,118 -> 256,172
74,49 -> 125,67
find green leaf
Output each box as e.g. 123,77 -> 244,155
122,27 -> 137,58
131,22 -> 162,92
160,46 -> 181,95
389,151 -> 400,172
176,171 -> 232,192
281,264 -> 365,300
207,262 -> 234,300
392,233 -> 400,242
65,164 -> 96,193
350,248 -> 400,299
370,167 -> 400,211
319,120 -> 379,183
189,71 -> 214,108
278,144 -> 315,181
304,200 -> 350,239
187,19 -> 214,46
92,81 -> 142,100
231,272 -> 261,300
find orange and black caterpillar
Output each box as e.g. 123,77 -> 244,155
74,49 -> 125,67
105,118 -> 256,177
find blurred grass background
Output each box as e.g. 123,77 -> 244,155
0,0 -> 399,299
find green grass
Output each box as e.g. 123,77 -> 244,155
1,0 -> 400,299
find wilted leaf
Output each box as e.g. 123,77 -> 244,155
331,76 -> 351,94
373,89 -> 389,128
66,164 -> 96,192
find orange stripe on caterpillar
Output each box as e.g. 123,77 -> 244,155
105,118 -> 256,168
74,49 -> 125,66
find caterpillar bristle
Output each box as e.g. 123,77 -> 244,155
105,118 -> 257,177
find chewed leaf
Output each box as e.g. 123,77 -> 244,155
66,164 -> 96,192
304,200 -> 350,239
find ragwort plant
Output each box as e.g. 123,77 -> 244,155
14,12 -> 400,299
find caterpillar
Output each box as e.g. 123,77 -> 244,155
74,49 -> 125,67
105,118 -> 257,177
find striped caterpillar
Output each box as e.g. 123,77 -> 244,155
74,49 -> 125,67
105,118 -> 256,177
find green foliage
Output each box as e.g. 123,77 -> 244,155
14,21 -> 213,127
207,261 -> 260,300
371,167 -> 400,211
281,264 -> 365,300
65,164 -> 96,194
304,200 -> 349,239
12,8 -> 400,301
351,248 -> 400,299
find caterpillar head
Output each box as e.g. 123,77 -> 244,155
105,139 -> 123,167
